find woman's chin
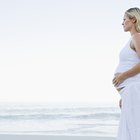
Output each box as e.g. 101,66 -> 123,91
123,28 -> 129,32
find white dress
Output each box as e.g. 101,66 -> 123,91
114,39 -> 140,140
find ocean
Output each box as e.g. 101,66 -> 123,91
0,102 -> 120,137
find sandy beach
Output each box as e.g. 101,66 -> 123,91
0,134 -> 116,140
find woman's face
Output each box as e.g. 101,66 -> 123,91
122,15 -> 134,32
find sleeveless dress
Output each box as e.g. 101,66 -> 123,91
114,38 -> 140,140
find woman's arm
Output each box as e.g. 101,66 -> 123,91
113,62 -> 140,87
133,33 -> 140,57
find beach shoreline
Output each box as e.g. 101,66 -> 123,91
0,134 -> 116,140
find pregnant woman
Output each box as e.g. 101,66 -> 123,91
112,7 -> 140,140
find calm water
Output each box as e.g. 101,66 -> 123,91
0,102 -> 120,137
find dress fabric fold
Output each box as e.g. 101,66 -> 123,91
117,83 -> 140,140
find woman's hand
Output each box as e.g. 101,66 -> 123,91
112,73 -> 127,87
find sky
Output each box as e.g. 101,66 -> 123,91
0,0 -> 140,104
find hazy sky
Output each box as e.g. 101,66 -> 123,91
0,0 -> 139,103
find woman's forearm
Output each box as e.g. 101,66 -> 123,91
123,62 -> 140,78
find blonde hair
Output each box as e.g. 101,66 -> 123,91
125,7 -> 140,32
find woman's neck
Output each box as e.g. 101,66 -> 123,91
130,31 -> 139,36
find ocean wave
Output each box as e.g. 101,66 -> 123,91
0,104 -> 119,137
0,112 -> 119,121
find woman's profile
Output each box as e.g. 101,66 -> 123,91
113,7 -> 140,140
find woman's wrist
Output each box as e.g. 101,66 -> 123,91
122,70 -> 133,79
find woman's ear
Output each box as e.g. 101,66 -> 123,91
132,18 -> 136,23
